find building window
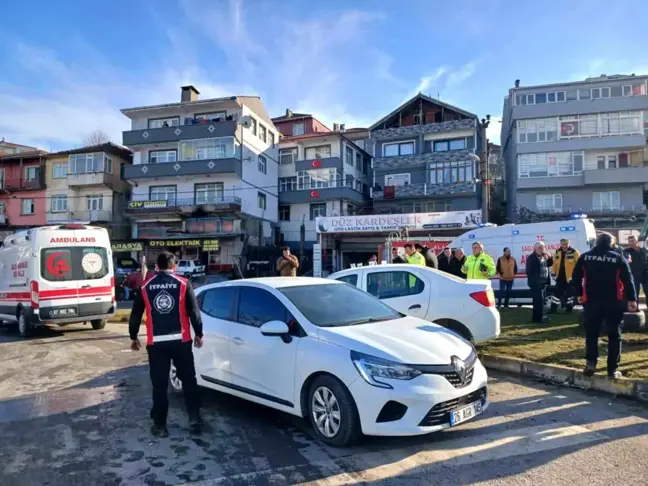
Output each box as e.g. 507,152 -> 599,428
148,117 -> 180,129
258,155 -> 267,174
297,168 -> 339,190
150,185 -> 177,205
268,132 -> 275,147
24,166 -> 38,181
279,177 -> 297,192
355,152 -> 362,170
558,112 -> 642,138
194,111 -> 227,122
624,84 -> 646,96
51,195 -> 67,213
346,146 -> 354,165
518,151 -> 584,178
53,162 -> 68,179
279,205 -> 290,221
363,157 -> 370,175
195,183 -> 224,204
105,157 -> 113,174
69,153 -> 109,174
517,118 -> 558,143
149,150 -> 177,164
259,125 -> 267,143
434,138 -> 469,152
310,203 -> 326,220
292,123 -> 305,136
346,203 -> 356,215
305,145 -> 331,159
430,160 -> 475,184
179,137 -> 234,160
593,191 -> 620,211
385,173 -> 410,186
21,198 -> 35,215
250,117 -> 257,136
516,91 -> 565,105
86,195 -> 104,211
536,194 -> 563,213
382,141 -> 415,157
0,169 -> 4,189
257,192 -> 266,210
279,148 -> 297,165
597,155 -> 618,170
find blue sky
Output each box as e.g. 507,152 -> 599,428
1,0 -> 647,151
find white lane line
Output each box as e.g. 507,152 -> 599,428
191,422 -> 607,485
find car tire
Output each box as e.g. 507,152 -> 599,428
169,363 -> 183,394
623,311 -> 646,332
17,309 -> 32,338
91,319 -> 106,330
308,375 -> 361,447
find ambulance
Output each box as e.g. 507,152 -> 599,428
449,216 -> 597,304
0,224 -> 115,337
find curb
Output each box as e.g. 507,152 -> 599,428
479,353 -> 648,403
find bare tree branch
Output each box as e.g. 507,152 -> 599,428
83,129 -> 111,146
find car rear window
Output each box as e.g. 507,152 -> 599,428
41,247 -> 110,282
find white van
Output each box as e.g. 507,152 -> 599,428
0,224 -> 115,337
449,217 -> 597,304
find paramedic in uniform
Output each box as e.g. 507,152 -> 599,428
571,233 -> 637,379
551,238 -> 580,312
129,251 -> 204,438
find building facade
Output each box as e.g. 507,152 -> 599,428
501,74 -> 648,231
369,94 -> 485,217
120,86 -> 279,271
0,150 -> 48,232
0,138 -> 37,156
272,113 -> 372,256
45,143 -> 133,239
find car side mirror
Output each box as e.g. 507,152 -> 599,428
260,320 -> 290,337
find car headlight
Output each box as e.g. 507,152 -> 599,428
350,351 -> 422,389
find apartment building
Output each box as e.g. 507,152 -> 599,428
0,150 -> 47,231
0,138 -> 37,156
45,143 -> 133,238
120,86 -> 279,271
501,74 -> 648,232
272,112 -> 372,257
370,93 -> 486,217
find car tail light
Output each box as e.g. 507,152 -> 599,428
30,280 -> 39,309
110,276 -> 116,303
470,289 -> 495,307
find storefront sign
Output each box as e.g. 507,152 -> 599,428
316,211 -> 482,234
112,242 -> 144,252
202,239 -> 220,251
148,239 -> 202,247
128,200 -> 169,209
313,244 -> 322,278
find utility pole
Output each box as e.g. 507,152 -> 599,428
471,115 -> 491,224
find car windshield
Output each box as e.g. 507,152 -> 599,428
279,283 -> 402,327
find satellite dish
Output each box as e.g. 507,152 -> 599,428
239,116 -> 252,128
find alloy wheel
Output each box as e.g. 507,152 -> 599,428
311,386 -> 341,438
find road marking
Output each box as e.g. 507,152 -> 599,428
192,422 -> 607,485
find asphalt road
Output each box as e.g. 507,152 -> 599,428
0,323 -> 647,486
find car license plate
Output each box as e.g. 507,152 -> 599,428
450,400 -> 483,426
51,308 -> 77,317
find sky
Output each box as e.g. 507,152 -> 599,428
1,0 -> 647,151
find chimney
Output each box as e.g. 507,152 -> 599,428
181,85 -> 200,103
514,79 -> 520,88
285,109 -> 293,118
333,123 -> 340,131
340,124 -> 346,132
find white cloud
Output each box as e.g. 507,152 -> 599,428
447,61 -> 477,88
486,116 -> 502,145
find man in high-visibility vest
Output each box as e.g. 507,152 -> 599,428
403,243 -> 425,266
461,241 -> 496,280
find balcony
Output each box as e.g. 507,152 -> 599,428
125,196 -> 242,217
3,175 -> 44,191
279,186 -> 369,205
372,182 -> 477,200
46,210 -> 113,223
517,205 -> 647,224
371,119 -> 476,142
67,171 -> 117,187
294,156 -> 343,172
123,119 -> 238,146
374,149 -> 475,171
122,157 -> 242,180
584,166 -> 648,185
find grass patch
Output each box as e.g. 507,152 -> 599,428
111,309 -> 133,323
479,308 -> 648,380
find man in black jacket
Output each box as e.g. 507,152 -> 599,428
572,233 -> 637,379
525,242 -> 553,323
391,247 -> 406,264
438,247 -> 453,274
415,243 -> 438,269
623,235 -> 647,299
130,251 -> 204,437
450,248 -> 467,278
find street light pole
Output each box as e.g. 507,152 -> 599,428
470,116 -> 491,224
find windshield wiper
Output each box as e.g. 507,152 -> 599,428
344,316 -> 394,326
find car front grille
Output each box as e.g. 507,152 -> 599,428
418,386 -> 487,427
412,349 -> 477,389
433,365 -> 475,388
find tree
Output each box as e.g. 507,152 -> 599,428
83,129 -> 111,146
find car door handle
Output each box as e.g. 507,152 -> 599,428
409,304 -> 422,310
81,285 -> 91,289
231,337 -> 244,345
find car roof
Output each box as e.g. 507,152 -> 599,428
329,264 -> 434,277
201,276 -> 340,291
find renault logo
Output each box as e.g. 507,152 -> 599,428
451,356 -> 467,383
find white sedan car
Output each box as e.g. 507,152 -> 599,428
328,264 -> 500,344
170,277 -> 489,447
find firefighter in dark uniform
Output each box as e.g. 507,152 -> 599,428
571,233 -> 638,379
129,251 -> 204,437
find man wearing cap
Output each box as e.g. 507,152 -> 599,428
551,238 -> 580,313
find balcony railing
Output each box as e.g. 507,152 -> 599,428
372,182 -> 476,199
46,210 -> 113,222
126,196 -> 242,215
3,176 -> 44,191
67,171 -> 115,187
123,118 -> 238,146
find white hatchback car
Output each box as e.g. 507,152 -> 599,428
328,264 -> 500,344
170,277 -> 489,446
